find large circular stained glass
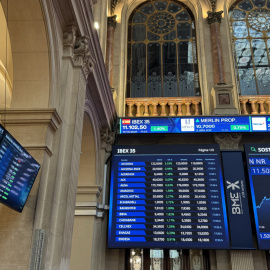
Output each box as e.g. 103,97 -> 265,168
147,12 -> 175,34
248,8 -> 270,31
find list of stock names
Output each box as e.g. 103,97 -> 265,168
108,145 -> 229,249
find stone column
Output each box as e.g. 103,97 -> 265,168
35,26 -> 95,270
106,15 -> 117,87
207,11 -> 226,85
91,128 -> 116,270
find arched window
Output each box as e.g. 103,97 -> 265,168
126,0 -> 200,98
230,0 -> 270,95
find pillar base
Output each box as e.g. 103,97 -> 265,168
211,84 -> 238,115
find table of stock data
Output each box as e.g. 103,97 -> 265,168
108,145 -> 230,249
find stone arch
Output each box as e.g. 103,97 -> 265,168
77,111 -> 98,186
0,0 -> 51,109
0,3 -> 12,108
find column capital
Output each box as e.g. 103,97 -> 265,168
207,10 -> 223,24
108,15 -> 117,29
73,36 -> 96,77
214,133 -> 242,150
63,25 -> 77,56
100,127 -> 115,151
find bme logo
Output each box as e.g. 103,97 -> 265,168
226,180 -> 242,215
226,181 -> 240,190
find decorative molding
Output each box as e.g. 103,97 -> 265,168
0,109 -> 62,132
76,185 -> 102,197
108,15 -> 117,29
25,146 -> 53,157
207,11 -> 223,24
111,0 -> 118,16
214,133 -> 242,149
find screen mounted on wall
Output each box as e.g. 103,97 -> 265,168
108,144 -> 230,249
245,144 -> 270,250
0,125 -> 40,212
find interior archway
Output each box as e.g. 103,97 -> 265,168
0,0 -> 50,109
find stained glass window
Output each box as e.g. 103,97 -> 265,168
127,0 -> 200,98
230,0 -> 270,95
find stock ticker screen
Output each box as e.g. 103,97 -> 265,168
0,125 -> 40,212
245,144 -> 270,249
119,116 -> 270,134
108,144 -> 230,249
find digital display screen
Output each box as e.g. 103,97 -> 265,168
245,144 -> 270,249
108,145 -> 230,249
0,125 -> 40,212
120,116 -> 270,134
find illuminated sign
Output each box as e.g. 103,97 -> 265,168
0,125 -> 40,212
119,116 -> 270,134
245,144 -> 270,249
108,145 -> 230,249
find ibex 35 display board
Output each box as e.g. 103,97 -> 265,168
108,144 -> 230,249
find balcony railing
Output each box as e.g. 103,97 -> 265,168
239,95 -> 270,115
125,97 -> 202,117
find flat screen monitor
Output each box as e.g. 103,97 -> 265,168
0,124 -> 40,212
245,144 -> 270,249
108,144 -> 230,249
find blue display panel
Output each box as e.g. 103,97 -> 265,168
222,152 -> 253,249
0,125 -> 40,212
120,116 -> 270,134
245,144 -> 270,250
108,145 -> 230,249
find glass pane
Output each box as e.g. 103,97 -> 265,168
154,0 -> 168,11
234,39 -> 257,95
170,250 -> 183,270
175,10 -> 190,21
131,43 -> 146,97
252,39 -> 270,94
148,31 -> 160,41
249,27 -> 263,37
177,23 -> 191,39
168,3 -> 182,13
178,41 -> 195,96
252,0 -> 266,7
133,12 -> 147,23
140,3 -> 154,15
238,0 -> 253,11
248,9 -> 270,32
268,0 -> 270,8
132,25 -> 146,41
148,12 -> 176,35
233,21 -> 248,38
150,249 -> 164,270
231,9 -> 247,20
148,43 -> 162,97
163,42 -> 178,97
164,31 -> 176,40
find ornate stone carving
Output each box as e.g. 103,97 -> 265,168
214,133 -> 242,150
108,15 -> 117,29
100,127 -> 115,151
207,11 -> 223,24
73,36 -> 95,77
63,25 -> 77,56
191,255 -> 201,270
111,0 -> 118,16
209,0 -> 217,12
